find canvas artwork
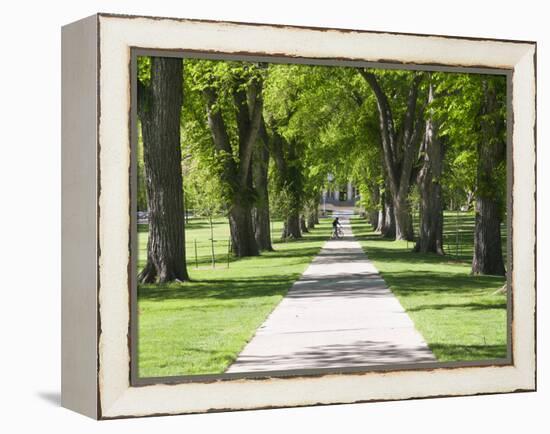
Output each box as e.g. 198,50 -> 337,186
61,14 -> 535,419
131,55 -> 511,382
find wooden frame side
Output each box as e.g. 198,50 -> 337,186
61,14 -> 99,420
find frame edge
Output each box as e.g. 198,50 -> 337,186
61,13 -> 100,420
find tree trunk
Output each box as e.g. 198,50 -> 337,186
381,193 -> 396,238
137,57 -> 189,283
300,214 -> 309,233
306,196 -> 318,229
264,117 -> 306,242
310,194 -> 322,226
368,210 -> 379,227
314,200 -> 320,225
415,178 -> 444,254
472,197 -> 505,275
253,206 -> 272,251
229,202 -> 259,256
376,190 -> 386,232
282,213 -> 301,239
307,213 -> 315,229
369,185 -> 380,227
252,140 -> 273,251
393,195 -> 413,241
415,81 -> 445,254
376,208 -> 385,232
472,79 -> 506,276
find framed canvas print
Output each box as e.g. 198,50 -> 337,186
61,13 -> 536,420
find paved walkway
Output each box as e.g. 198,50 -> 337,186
226,218 -> 435,373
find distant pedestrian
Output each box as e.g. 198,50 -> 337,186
332,217 -> 343,239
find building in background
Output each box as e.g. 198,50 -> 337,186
321,176 -> 359,215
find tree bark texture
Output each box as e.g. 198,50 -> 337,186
359,69 -> 425,241
472,79 -> 506,276
415,82 -> 445,254
381,191 -> 396,238
229,202 -> 259,256
393,197 -> 412,240
137,57 -> 189,283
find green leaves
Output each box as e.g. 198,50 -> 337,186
137,56 -> 151,86
137,54 -> 507,226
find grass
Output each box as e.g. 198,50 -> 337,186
137,217 -> 332,378
138,210 -> 509,376
351,216 -> 508,362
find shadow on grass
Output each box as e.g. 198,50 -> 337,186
361,243 -> 471,267
139,220 -> 230,232
407,301 -> 507,312
273,234 -> 332,244
380,270 -> 506,296
429,343 -> 507,361
259,246 -> 322,259
353,221 -> 507,272
353,215 -> 507,264
138,275 -> 296,302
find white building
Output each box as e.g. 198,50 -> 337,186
322,181 -> 358,203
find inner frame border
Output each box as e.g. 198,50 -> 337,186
128,48 -> 514,387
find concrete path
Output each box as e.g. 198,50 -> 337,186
226,218 -> 435,373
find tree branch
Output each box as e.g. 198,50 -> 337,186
203,88 -> 232,155
399,74 -> 426,197
238,77 -> 264,187
203,87 -> 238,185
358,68 -> 398,195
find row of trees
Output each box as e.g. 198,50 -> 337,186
137,56 -> 507,283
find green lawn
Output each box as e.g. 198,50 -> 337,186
352,216 -> 508,362
137,217 -> 331,378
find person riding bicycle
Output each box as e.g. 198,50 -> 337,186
332,217 -> 343,238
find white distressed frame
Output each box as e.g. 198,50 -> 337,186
65,13 -> 536,419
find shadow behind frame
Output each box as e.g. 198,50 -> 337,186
128,47 -> 514,387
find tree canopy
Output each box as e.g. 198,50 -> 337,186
136,56 -> 508,281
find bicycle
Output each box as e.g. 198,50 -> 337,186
331,226 -> 344,239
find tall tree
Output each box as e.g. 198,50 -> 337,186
268,125 -> 304,239
201,63 -> 264,257
359,69 -> 425,241
262,64 -> 307,240
471,77 -> 506,275
436,73 -> 507,275
137,57 -> 189,283
415,80 -> 445,254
